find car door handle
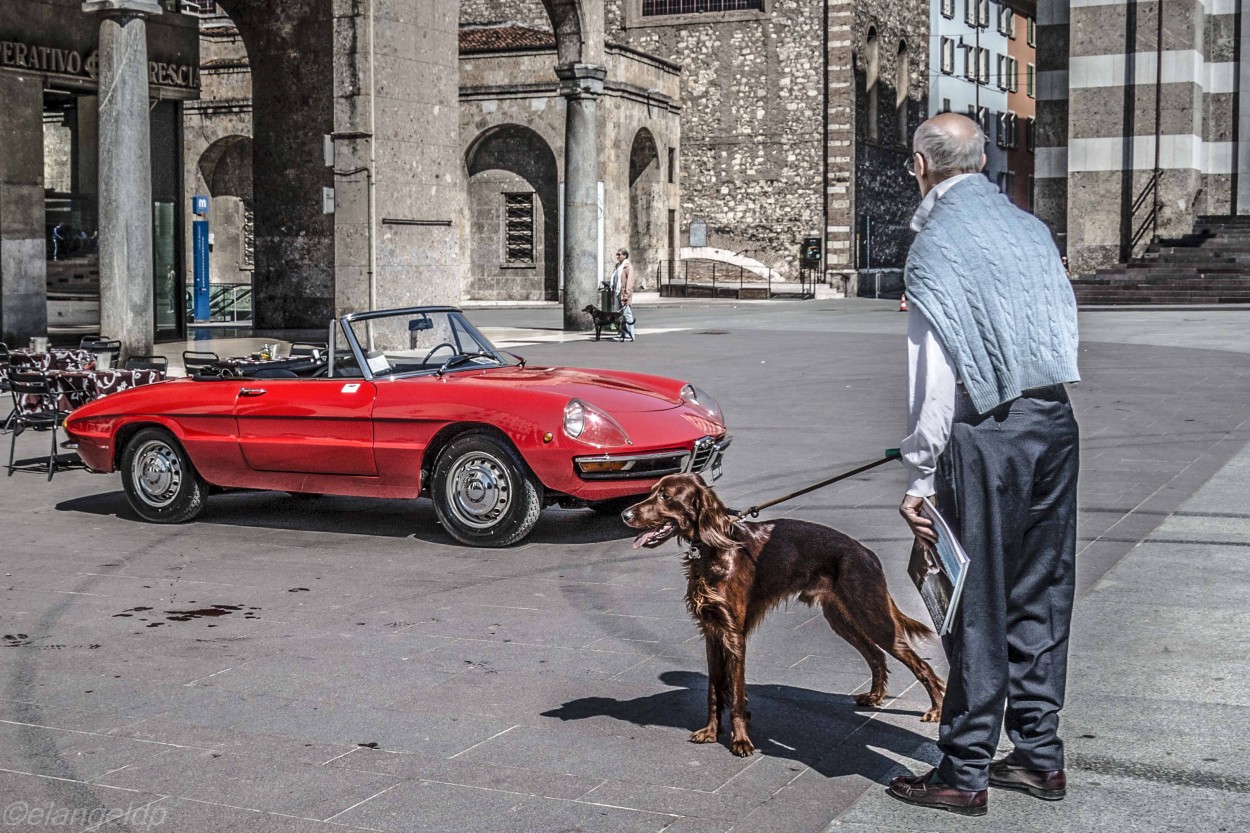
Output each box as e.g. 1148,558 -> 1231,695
240,388 -> 268,397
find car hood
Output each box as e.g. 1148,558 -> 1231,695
448,366 -> 684,413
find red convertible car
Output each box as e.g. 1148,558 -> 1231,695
65,307 -> 730,546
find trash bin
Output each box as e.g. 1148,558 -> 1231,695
599,283 -> 618,314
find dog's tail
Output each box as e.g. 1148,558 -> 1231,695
891,597 -> 936,644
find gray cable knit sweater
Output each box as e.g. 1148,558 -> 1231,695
904,174 -> 1080,414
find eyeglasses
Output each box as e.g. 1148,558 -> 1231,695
904,153 -> 922,177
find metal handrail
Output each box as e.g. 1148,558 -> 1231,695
1128,172 -> 1160,255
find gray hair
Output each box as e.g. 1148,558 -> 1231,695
913,116 -> 986,176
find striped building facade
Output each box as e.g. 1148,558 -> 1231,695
1035,0 -> 1250,275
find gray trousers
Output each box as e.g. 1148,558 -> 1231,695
933,384 -> 1079,791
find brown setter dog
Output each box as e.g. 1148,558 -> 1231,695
623,473 -> 946,757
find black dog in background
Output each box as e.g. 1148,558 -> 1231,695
582,305 -> 628,341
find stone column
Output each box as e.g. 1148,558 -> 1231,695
0,73 -> 48,346
83,0 -> 160,358
557,64 -> 606,332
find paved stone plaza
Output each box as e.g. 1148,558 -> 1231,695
2,300 -> 1249,832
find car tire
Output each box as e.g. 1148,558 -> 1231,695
431,432 -> 542,547
588,496 -> 644,517
120,427 -> 208,524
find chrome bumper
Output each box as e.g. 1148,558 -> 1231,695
574,434 -> 731,481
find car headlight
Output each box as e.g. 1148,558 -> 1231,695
681,383 -> 725,425
563,399 -> 631,447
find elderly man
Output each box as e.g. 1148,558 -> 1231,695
889,113 -> 1081,816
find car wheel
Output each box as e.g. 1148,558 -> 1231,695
432,432 -> 542,547
120,428 -> 208,524
588,496 -> 644,517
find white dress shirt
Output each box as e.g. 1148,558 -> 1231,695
900,173 -> 977,497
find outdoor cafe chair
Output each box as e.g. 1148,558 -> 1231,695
0,342 -> 13,433
7,370 -> 70,481
82,338 -> 123,369
124,355 -> 170,373
182,351 -> 220,376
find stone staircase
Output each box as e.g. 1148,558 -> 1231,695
1071,215 -> 1250,305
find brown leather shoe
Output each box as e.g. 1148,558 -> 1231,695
989,756 -> 1067,800
888,770 -> 988,816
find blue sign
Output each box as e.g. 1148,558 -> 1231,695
192,220 -> 210,322
192,195 -> 209,217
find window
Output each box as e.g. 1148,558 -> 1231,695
998,6 -> 1015,37
1026,62 -> 1036,97
997,171 -> 1015,196
182,0 -> 217,14
997,111 -> 1018,148
667,147 -> 677,184
1027,17 -> 1036,47
996,55 -> 1019,91
940,37 -> 955,75
965,0 -> 977,26
976,106 -> 990,134
978,0 -> 990,27
503,193 -> 535,266
941,0 -> 955,18
642,0 -> 764,14
942,97 -> 951,113
978,47 -> 990,85
1026,117 -> 1036,152
964,44 -> 975,80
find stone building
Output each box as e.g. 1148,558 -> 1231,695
459,0 -> 930,290
1034,0 -> 1250,274
0,0 -> 198,348
182,3 -> 252,297
458,22 -> 681,300
608,0 -> 930,283
1003,0 -> 1035,211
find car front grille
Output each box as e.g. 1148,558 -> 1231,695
574,434 -> 731,482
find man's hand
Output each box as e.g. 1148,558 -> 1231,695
900,494 -> 937,544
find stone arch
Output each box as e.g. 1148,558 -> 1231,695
865,28 -> 880,143
197,135 -> 254,286
538,0 -> 585,65
628,128 -> 662,287
465,124 -> 561,301
213,0 -> 334,329
199,135 -> 253,201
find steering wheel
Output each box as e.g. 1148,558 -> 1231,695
437,352 -> 495,376
422,342 -> 457,365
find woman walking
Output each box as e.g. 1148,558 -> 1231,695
609,248 -> 636,342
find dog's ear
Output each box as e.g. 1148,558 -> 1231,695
694,479 -> 737,551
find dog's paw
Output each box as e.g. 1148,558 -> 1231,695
689,726 -> 719,744
730,737 -> 756,757
854,692 -> 886,708
921,706 -> 941,723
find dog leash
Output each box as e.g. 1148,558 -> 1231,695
731,448 -> 903,521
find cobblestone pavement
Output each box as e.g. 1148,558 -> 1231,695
2,301 -> 1248,832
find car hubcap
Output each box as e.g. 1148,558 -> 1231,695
132,440 -> 182,508
447,452 -> 511,529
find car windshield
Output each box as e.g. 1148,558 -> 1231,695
345,309 -> 505,377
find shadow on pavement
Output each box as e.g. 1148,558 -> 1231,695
54,489 -> 638,546
543,669 -> 933,780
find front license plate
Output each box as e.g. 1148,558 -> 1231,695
708,453 -> 724,481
